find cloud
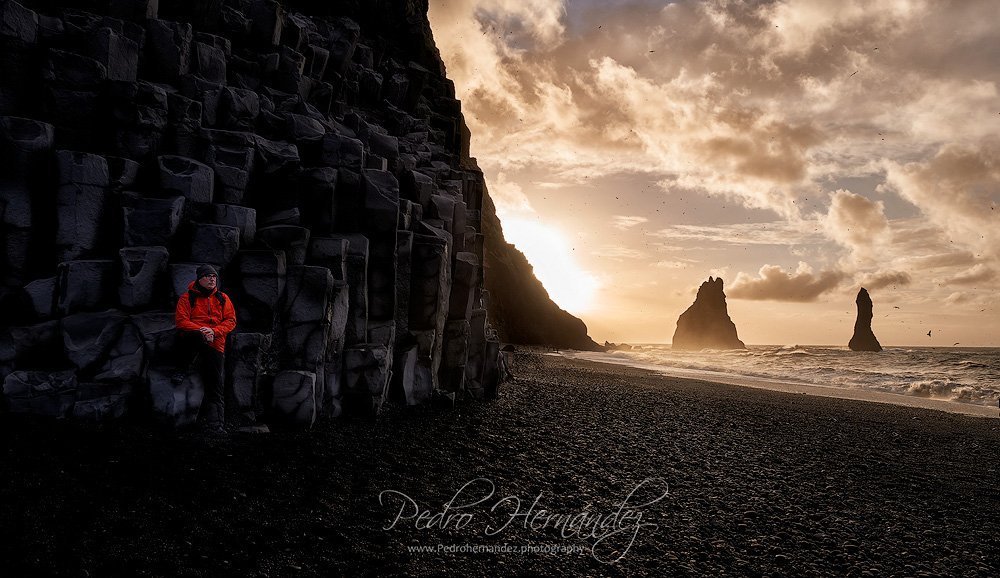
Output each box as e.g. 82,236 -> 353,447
533,181 -> 569,189
760,0 -> 926,57
945,292 -> 971,306
591,246 -> 646,260
902,80 -> 1000,142
587,56 -> 825,215
886,220 -> 956,259
653,260 -> 692,269
885,221 -> 983,272
650,222 -> 825,246
431,0 -> 833,217
728,262 -> 846,302
430,0 -> 566,48
861,271 -> 912,291
884,143 -> 1000,264
611,215 -> 648,230
432,0 -> 1000,209
488,171 -> 535,219
945,264 -> 996,286
651,243 -> 691,252
907,252 -> 978,270
475,0 -> 566,47
691,120 -> 823,185
823,190 -> 889,259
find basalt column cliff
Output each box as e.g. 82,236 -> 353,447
0,0 -> 596,427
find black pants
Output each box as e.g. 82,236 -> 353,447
176,331 -> 225,428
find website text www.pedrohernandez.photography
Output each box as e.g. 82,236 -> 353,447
379,477 -> 670,563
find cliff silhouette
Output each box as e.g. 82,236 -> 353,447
480,188 -> 600,351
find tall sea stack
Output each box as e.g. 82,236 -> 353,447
672,277 -> 746,350
848,288 -> 882,352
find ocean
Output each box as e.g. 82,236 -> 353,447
566,345 -> 1000,411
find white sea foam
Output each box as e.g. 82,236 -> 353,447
568,345 -> 1000,409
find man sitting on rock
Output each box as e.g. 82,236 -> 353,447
174,265 -> 237,434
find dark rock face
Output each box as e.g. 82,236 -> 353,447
0,0 -> 550,426
672,277 -> 746,350
848,287 -> 882,352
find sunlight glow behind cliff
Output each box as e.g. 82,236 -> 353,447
500,218 -> 599,314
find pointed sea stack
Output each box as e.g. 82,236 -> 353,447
848,288 -> 883,352
672,277 -> 746,350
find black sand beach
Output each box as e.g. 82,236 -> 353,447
2,351 -> 999,576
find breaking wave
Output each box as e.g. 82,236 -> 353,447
578,345 -> 1000,408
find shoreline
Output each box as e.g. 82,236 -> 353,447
561,349 -> 1000,419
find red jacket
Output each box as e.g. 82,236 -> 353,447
175,281 -> 237,353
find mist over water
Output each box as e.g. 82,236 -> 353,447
575,346 -> 1000,407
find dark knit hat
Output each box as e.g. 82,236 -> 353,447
196,264 -> 218,279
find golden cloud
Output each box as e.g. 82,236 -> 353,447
728,262 -> 846,302
861,271 -> 912,291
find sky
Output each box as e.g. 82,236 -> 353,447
427,0 -> 1000,347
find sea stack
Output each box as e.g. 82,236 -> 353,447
848,288 -> 883,352
672,277 -> 746,350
